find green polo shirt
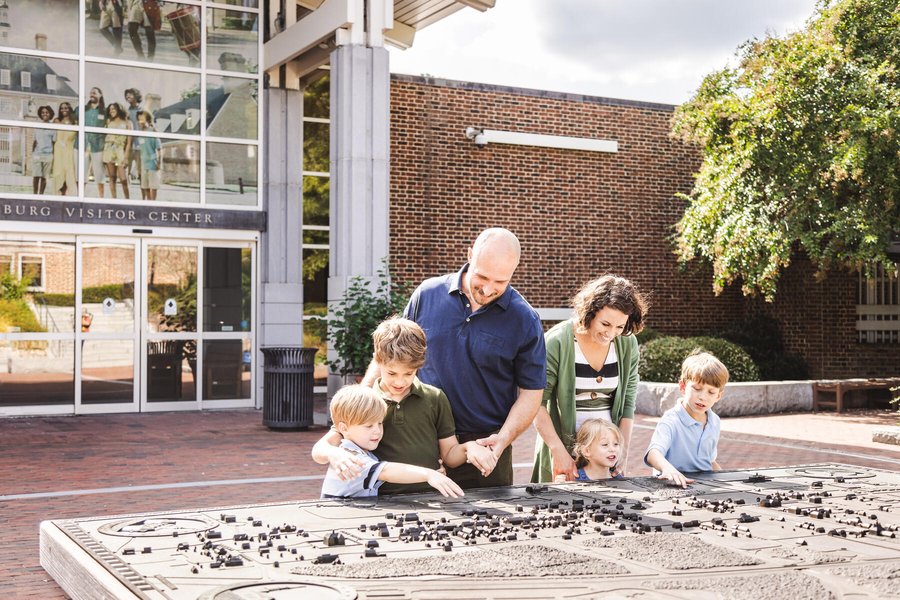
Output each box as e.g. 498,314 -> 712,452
374,377 -> 457,494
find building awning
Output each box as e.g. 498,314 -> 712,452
265,0 -> 495,84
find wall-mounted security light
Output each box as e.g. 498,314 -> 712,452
463,126 -> 618,153
464,126 -> 487,146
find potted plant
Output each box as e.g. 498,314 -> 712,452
327,261 -> 409,379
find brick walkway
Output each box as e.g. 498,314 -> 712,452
1,408 -> 897,598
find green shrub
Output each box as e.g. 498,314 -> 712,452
37,283 -> 134,307
33,293 -> 74,306
328,261 -> 409,376
0,299 -> 45,332
635,326 -> 663,345
639,335 -> 760,383
638,336 -> 697,383
685,336 -> 760,382
0,273 -> 29,300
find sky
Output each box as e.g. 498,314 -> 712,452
388,0 -> 820,105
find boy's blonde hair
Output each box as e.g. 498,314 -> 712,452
572,419 -> 623,468
680,350 -> 729,389
372,316 -> 426,369
330,384 -> 387,426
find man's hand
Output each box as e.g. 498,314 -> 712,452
475,432 -> 509,460
463,441 -> 497,477
658,465 -> 693,488
551,447 -> 577,482
426,470 -> 465,498
328,449 -> 365,481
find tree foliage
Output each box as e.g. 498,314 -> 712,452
672,0 -> 900,299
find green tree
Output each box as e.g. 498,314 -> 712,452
672,0 -> 900,300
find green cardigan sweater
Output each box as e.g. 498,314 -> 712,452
530,319 -> 640,483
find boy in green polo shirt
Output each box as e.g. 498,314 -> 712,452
312,317 -> 497,493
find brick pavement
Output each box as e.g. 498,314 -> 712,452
1,409 -> 897,599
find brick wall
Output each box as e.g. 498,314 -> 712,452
388,75 -> 899,379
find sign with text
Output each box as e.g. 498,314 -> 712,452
0,199 -> 267,231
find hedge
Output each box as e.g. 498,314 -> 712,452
639,335 -> 760,383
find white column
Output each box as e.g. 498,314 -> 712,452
326,43 -> 390,396
258,88 -> 304,407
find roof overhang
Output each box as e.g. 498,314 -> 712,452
264,0 -> 496,87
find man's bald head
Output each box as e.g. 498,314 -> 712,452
465,228 -> 521,307
471,228 -> 521,267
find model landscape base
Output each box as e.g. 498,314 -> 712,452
40,463 -> 899,599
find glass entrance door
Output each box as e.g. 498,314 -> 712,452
141,240 -> 255,411
76,239 -> 139,413
144,242 -> 200,410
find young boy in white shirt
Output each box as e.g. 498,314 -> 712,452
320,384 -> 464,498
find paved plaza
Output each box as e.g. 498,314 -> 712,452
1,407 -> 898,598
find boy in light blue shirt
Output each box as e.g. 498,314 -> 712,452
644,351 -> 729,488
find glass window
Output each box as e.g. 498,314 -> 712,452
303,122 -> 329,172
202,339 -> 250,400
302,176 -> 329,227
205,141 -> 257,205
0,254 -> 11,276
0,340 -> 75,407
85,63 -> 200,135
0,125 -> 77,195
302,248 -> 327,378
303,76 -> 329,119
83,131 -> 200,204
0,241 -> 75,331
202,247 -> 251,332
81,339 -> 134,404
207,8 -> 258,74
2,0 -> 79,54
217,0 -> 259,8
206,75 -> 257,139
147,245 -> 197,333
86,2 -> 202,67
0,54 -> 78,124
20,255 -> 44,290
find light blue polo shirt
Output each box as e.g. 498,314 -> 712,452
644,401 -> 720,473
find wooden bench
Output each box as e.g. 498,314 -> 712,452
812,378 -> 900,412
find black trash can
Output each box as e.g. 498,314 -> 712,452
261,346 -> 318,429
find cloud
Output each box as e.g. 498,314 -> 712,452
388,0 -> 819,104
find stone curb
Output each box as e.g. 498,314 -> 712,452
635,381 -> 815,417
873,426 -> 900,446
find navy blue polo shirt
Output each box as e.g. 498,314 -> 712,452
404,264 -> 547,434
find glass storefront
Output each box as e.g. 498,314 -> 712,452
0,2 -> 262,414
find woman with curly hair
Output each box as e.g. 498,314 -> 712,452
531,274 -> 648,483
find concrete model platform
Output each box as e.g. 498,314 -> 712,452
40,463 -> 899,599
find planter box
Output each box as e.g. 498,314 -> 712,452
636,380 -> 815,417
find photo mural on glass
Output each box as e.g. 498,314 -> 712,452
0,0 -> 79,54
206,8 -> 258,74
85,2 -> 202,67
205,141 -> 257,205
